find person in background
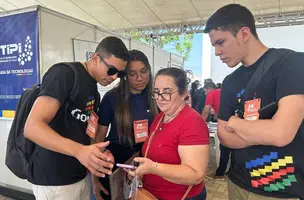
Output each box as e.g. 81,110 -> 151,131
190,80 -> 200,112
204,3 -> 304,199
216,83 -> 222,89
197,78 -> 214,114
129,68 -> 209,200
202,82 -> 231,180
204,78 -> 214,85
201,82 -> 217,122
92,50 -> 158,200
24,36 -> 129,200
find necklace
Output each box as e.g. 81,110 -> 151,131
159,104 -> 185,131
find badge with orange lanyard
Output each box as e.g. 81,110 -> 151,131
86,111 -> 99,139
133,120 -> 149,143
244,97 -> 261,121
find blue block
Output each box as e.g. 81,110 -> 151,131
246,162 -> 252,169
270,152 -> 278,160
257,158 -> 264,166
251,160 -> 259,168
263,155 -> 271,163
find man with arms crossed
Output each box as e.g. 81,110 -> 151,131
24,36 -> 129,200
204,4 -> 304,199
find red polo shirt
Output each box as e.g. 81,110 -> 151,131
142,105 -> 209,200
205,89 -> 221,114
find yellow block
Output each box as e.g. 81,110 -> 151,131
250,170 -> 261,177
2,110 -> 15,118
285,156 -> 293,164
250,156 -> 294,177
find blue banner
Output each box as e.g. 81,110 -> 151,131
0,11 -> 39,114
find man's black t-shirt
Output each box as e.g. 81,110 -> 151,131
27,62 -> 99,186
218,49 -> 304,198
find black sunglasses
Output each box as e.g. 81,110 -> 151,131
97,54 -> 126,78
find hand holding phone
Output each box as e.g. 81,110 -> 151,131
116,163 -> 137,170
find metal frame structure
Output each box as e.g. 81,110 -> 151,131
118,11 -> 304,37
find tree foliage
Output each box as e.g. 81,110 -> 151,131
135,34 -> 194,61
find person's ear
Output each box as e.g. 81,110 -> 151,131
92,53 -> 100,65
238,27 -> 251,43
182,90 -> 189,100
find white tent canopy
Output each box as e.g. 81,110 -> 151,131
1,0 -> 304,36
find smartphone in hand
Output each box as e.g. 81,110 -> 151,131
116,163 -> 137,170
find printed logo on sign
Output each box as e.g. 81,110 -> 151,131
137,123 -> 144,129
86,51 -> 94,61
247,103 -> 257,112
0,36 -> 34,66
137,132 -> 147,138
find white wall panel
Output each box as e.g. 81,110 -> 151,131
0,118 -> 32,191
154,48 -> 170,75
209,25 -> 304,83
257,25 -> 304,52
96,30 -> 130,49
39,10 -> 95,77
170,53 -> 183,68
130,40 -> 153,67
73,39 -> 98,62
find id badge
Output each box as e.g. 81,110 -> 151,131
86,111 -> 99,139
244,98 -> 261,121
133,120 -> 149,143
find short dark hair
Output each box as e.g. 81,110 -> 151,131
204,78 -> 213,85
191,81 -> 199,90
204,82 -> 216,90
204,4 -> 258,39
95,36 -> 130,61
156,68 -> 191,95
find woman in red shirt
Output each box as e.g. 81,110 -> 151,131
130,68 -> 210,200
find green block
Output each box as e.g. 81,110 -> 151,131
264,186 -> 273,192
283,179 -> 291,186
269,184 -> 279,191
288,175 -> 297,182
276,182 -> 285,190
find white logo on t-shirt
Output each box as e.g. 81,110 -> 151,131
71,109 -> 89,122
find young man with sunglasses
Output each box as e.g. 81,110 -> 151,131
24,36 -> 130,200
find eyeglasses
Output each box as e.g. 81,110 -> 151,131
151,90 -> 178,101
97,54 -> 126,78
127,68 -> 149,79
